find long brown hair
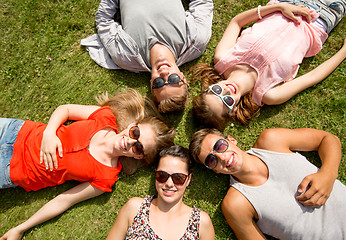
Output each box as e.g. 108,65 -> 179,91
96,88 -> 175,174
191,63 -> 260,127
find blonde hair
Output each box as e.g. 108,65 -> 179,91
191,63 -> 260,127
96,88 -> 175,174
155,85 -> 188,113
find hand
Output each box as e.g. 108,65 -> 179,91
279,3 -> 312,23
0,227 -> 24,240
40,130 -> 63,171
296,171 -> 336,207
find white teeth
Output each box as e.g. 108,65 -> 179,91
163,189 -> 175,193
226,155 -> 234,167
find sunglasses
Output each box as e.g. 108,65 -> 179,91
204,138 -> 229,169
129,125 -> 145,156
152,73 -> 183,89
155,170 -> 188,186
208,84 -> 236,114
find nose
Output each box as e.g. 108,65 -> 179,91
159,69 -> 170,79
126,137 -> 138,149
164,176 -> 175,187
223,86 -> 232,95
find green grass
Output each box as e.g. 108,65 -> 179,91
0,0 -> 345,239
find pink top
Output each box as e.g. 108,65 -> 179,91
215,2 -> 328,106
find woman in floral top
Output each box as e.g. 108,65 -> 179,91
106,145 -> 215,240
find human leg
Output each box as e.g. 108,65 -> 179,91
0,118 -> 24,189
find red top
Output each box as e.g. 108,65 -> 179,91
10,106 -> 122,192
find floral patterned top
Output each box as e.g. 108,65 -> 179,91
126,195 -> 201,239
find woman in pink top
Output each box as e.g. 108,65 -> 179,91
192,0 -> 346,128
0,89 -> 175,240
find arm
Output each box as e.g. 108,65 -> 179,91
263,39 -> 346,105
95,0 -> 120,33
254,128 -> 342,207
187,0 -> 213,49
40,104 -> 100,170
214,3 -> 312,63
222,188 -> 266,240
0,182 -> 104,240
199,211 -> 215,240
106,197 -> 142,240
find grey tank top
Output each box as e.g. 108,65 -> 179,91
230,148 -> 346,240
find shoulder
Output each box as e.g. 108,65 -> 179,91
222,187 -> 257,221
253,128 -> 292,153
124,197 -> 144,210
198,209 -> 215,239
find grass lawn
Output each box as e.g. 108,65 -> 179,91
0,0 -> 345,239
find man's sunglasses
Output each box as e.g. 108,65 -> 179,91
204,138 -> 229,169
129,125 -> 144,156
208,84 -> 236,114
152,73 -> 183,89
155,170 -> 188,185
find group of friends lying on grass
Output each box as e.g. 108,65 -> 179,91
1,0 -> 345,239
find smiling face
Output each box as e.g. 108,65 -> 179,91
204,81 -> 241,119
155,155 -> 191,204
115,122 -> 157,159
150,62 -> 188,103
198,133 -> 245,175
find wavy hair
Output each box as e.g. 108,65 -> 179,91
96,88 -> 175,174
154,85 -> 188,113
191,63 -> 260,127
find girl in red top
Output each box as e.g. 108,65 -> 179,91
0,88 -> 175,240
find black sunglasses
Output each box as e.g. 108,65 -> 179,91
155,170 -> 188,185
152,73 -> 183,89
129,125 -> 144,156
204,139 -> 229,169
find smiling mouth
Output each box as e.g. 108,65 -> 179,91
120,136 -> 127,151
157,63 -> 170,71
226,154 -> 235,168
226,83 -> 237,94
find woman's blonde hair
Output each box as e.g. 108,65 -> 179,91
96,88 -> 175,174
191,63 -> 260,127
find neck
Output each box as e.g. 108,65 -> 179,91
224,65 -> 258,96
232,154 -> 268,186
155,196 -> 185,214
150,43 -> 176,68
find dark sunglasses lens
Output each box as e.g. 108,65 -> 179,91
214,139 -> 228,153
167,74 -> 182,84
223,96 -> 235,107
205,154 -> 218,169
155,171 -> 169,183
171,173 -> 187,185
211,84 -> 222,95
129,126 -> 140,140
152,77 -> 165,89
132,142 -> 144,155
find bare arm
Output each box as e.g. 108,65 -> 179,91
199,211 -> 215,240
40,104 -> 100,170
0,182 -> 104,240
214,3 -> 311,63
263,38 -> 346,105
254,128 -> 342,207
222,188 -> 266,240
106,197 -> 142,240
